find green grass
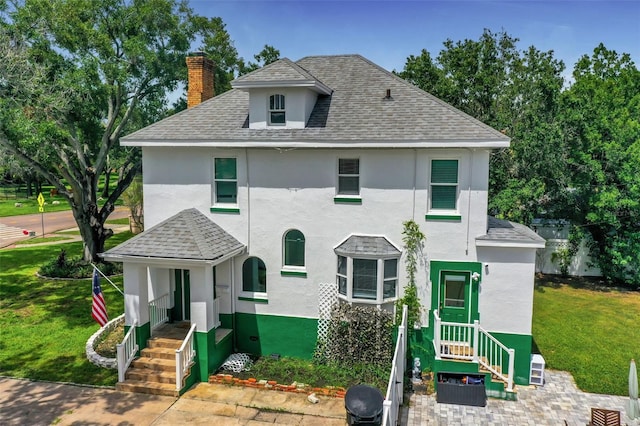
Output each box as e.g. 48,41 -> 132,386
0,197 -> 72,216
0,232 -> 132,386
533,275 -> 640,396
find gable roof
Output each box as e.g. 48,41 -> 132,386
231,58 -> 332,94
101,208 -> 245,263
476,216 -> 546,248
122,54 -> 510,148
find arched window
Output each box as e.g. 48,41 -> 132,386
284,229 -> 305,267
269,94 -> 286,125
242,257 -> 266,293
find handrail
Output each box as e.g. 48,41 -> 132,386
433,310 -> 515,392
175,323 -> 197,391
382,305 -> 408,426
149,293 -> 169,331
116,321 -> 138,383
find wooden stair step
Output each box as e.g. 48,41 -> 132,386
132,357 -> 176,372
126,368 -> 177,384
146,337 -> 183,350
116,380 -> 178,397
140,346 -> 177,360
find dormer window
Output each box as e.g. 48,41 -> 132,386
269,94 -> 286,125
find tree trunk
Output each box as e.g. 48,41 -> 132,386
101,168 -> 110,198
73,203 -> 114,263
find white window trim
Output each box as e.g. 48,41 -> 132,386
337,255 -> 400,304
428,156 -> 461,214
336,157 -> 361,197
212,156 -> 239,209
268,93 -> 286,127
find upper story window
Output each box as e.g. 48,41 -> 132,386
335,235 -> 400,304
242,256 -> 266,293
214,157 -> 237,204
338,158 -> 360,195
430,159 -> 458,210
283,229 -> 305,267
269,94 -> 286,125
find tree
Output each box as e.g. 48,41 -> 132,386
397,29 -> 567,224
0,0 -> 238,262
239,44 -> 281,74
559,44 -> 640,285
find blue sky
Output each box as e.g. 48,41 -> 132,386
190,0 -> 639,77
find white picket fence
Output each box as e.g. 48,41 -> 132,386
116,321 -> 138,383
382,305 -> 408,426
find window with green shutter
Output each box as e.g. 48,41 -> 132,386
214,158 -> 237,204
430,159 -> 458,210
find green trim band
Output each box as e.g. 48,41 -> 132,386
210,206 -> 240,214
238,296 -> 268,303
425,214 -> 462,221
280,270 -> 308,278
333,197 -> 362,204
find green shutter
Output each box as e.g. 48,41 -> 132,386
431,160 -> 458,183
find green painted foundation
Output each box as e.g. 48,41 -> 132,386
219,313 -> 233,330
488,332 -> 532,386
194,328 -> 234,382
235,313 -> 318,358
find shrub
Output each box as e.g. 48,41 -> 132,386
39,249 -> 122,278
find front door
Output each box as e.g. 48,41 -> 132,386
439,271 -> 471,324
174,269 -> 191,321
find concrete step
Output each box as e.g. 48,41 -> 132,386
147,337 -> 183,350
131,357 -> 176,372
140,346 -> 177,360
125,368 -> 177,384
116,380 -> 179,397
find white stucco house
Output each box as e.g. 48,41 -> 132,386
102,53 -> 544,398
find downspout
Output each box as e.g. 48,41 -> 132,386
465,148 -> 474,256
231,256 -> 237,351
245,148 -> 251,251
412,148 -> 417,220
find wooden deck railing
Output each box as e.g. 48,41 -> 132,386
382,305 -> 408,426
149,293 -> 169,331
175,323 -> 197,392
116,321 -> 138,383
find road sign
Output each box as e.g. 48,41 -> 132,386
37,192 -> 45,207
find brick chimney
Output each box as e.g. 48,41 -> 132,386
186,52 -> 214,108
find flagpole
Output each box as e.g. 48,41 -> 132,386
90,263 -> 124,297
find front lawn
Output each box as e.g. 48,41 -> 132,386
0,233 -> 130,385
533,275 -> 640,396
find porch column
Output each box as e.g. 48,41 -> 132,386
123,263 -> 150,349
189,266 -> 217,381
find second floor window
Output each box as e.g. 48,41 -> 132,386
284,229 -> 305,267
214,157 -> 237,204
269,94 -> 286,125
430,159 -> 458,210
338,158 -> 359,195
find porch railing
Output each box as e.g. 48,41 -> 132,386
116,321 -> 138,383
149,293 -> 169,330
382,305 -> 408,426
433,310 -> 514,392
175,323 -> 197,392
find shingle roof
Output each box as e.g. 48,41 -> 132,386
122,54 -> 510,147
102,208 -> 245,261
232,57 -> 327,85
476,216 -> 546,247
334,235 -> 401,257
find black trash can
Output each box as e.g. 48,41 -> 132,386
344,384 -> 384,425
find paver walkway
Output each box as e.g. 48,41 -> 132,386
404,369 -> 636,425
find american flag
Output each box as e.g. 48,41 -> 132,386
91,269 -> 108,327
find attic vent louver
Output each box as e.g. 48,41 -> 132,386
384,88 -> 393,100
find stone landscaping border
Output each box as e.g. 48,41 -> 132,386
86,313 -> 125,369
209,373 -> 347,398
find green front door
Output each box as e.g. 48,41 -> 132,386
439,271 -> 471,323
174,269 -> 191,321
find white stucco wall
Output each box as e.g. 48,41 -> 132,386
142,146 -> 495,321
477,246 -> 537,335
247,88 -> 317,129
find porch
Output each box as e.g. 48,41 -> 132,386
433,309 -> 516,396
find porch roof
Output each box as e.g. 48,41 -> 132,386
334,235 -> 401,257
101,208 -> 245,262
476,216 -> 546,248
